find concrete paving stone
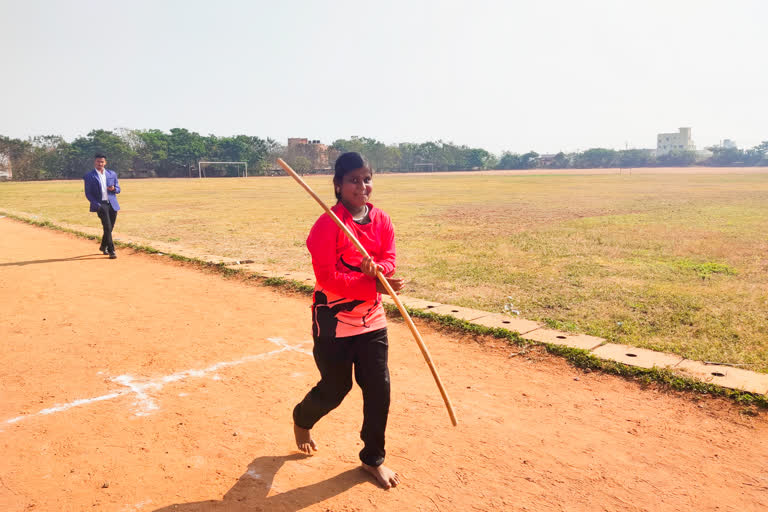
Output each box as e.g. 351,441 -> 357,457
222,259 -> 255,265
232,263 -> 263,272
148,245 -> 171,255
425,304 -> 490,322
268,270 -> 300,280
383,296 -> 424,316
230,266 -> 313,282
675,360 -> 768,395
472,314 -> 542,335
592,343 -> 683,369
235,265 -> 281,278
284,272 -> 315,283
398,297 -> 444,311
521,328 -> 603,350
197,254 -> 231,264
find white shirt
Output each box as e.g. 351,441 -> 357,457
96,169 -> 108,201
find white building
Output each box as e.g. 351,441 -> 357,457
657,127 -> 695,155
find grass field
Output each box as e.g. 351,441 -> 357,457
2,169 -> 767,372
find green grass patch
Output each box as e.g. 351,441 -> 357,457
674,258 -> 736,278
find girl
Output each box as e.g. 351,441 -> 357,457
292,152 -> 404,489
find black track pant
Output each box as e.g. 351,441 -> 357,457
293,328 -> 390,467
97,201 -> 117,253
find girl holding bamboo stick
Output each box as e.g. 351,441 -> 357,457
292,151 -> 404,489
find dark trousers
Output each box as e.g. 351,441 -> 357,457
293,328 -> 390,467
97,201 -> 117,252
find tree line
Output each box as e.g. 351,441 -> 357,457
0,129 -> 279,180
326,138 -> 768,171
1,129 -> 767,181
494,144 -> 768,170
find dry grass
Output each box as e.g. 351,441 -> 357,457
2,170 -> 767,371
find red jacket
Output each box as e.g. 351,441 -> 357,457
307,202 -> 396,338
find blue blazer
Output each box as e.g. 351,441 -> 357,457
84,169 -> 121,212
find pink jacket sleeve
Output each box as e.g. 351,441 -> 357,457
376,213 -> 396,278
307,214 -> 378,300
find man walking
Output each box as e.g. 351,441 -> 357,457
83,153 -> 120,259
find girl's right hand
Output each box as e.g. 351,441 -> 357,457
361,256 -> 384,278
376,277 -> 405,295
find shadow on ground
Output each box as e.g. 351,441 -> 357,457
0,254 -> 106,266
153,453 -> 371,512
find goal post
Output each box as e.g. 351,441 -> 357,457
198,161 -> 248,178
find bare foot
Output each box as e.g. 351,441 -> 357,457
362,463 -> 400,489
293,424 -> 317,455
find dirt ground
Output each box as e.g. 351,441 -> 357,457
1,217 -> 767,512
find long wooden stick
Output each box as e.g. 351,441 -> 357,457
276,158 -> 458,426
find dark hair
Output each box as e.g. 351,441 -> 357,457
333,152 -> 371,201
94,153 -> 107,160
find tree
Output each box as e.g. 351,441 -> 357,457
262,139 -> 285,174
706,145 -> 744,166
573,148 -> 617,168
167,128 -> 206,176
396,142 -> 419,171
62,129 -> 136,178
550,152 -> 570,169
0,136 -> 34,179
291,156 -> 312,174
496,152 -> 522,169
30,135 -> 68,179
135,129 -> 169,174
657,150 -> 696,166
464,148 -> 494,169
520,151 -> 539,169
617,149 -> 653,168
746,141 -> 768,165
496,151 -> 538,170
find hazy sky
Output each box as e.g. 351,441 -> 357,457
1,0 -> 765,154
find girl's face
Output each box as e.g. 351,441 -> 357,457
337,166 -> 373,211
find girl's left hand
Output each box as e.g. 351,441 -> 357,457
376,277 -> 405,295
361,256 -> 384,278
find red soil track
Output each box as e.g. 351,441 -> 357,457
1,217 -> 766,512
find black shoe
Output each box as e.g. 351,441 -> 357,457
108,252 -> 117,259
102,249 -> 109,255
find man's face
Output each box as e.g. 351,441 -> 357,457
94,158 -> 106,171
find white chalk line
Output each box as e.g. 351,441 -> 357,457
2,337 -> 312,429
120,500 -> 153,512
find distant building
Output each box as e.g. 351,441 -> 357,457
657,127 -> 695,155
722,139 -> 737,149
537,154 -> 558,166
287,138 -> 309,148
286,138 -> 334,170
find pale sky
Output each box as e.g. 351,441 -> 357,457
1,0 -> 765,154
